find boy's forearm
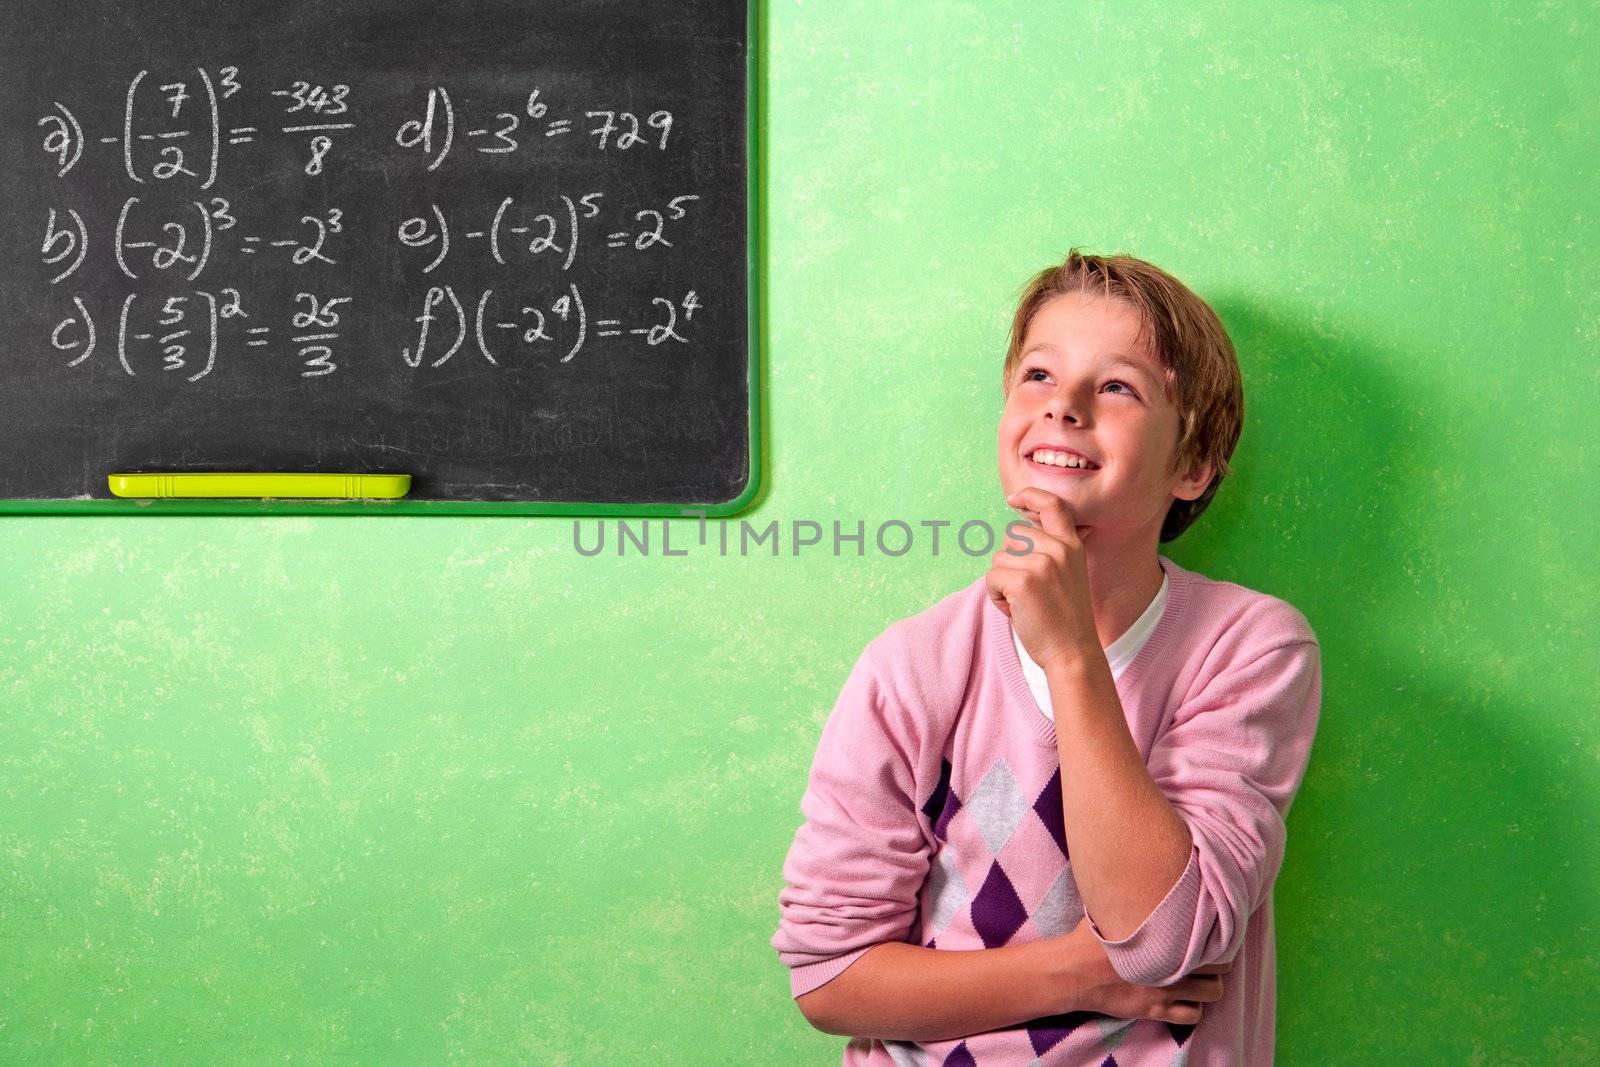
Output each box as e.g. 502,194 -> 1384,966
798,937 -> 1086,1043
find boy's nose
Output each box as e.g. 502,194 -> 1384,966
1044,396 -> 1082,422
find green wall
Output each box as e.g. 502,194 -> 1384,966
4,2 -> 1596,1062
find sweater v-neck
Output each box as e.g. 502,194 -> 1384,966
986,554 -> 1193,747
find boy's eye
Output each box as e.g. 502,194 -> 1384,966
1022,367 -> 1138,397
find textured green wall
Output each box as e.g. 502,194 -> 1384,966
4,2 -> 1596,1063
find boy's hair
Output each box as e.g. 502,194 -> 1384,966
1001,248 -> 1244,543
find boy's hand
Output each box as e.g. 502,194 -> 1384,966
1053,916 -> 1231,1024
987,487 -> 1100,674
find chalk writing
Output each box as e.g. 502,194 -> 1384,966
31,69 -> 701,382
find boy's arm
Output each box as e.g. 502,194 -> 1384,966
773,636 -> 1097,1040
770,640 -> 931,990
1082,632 -> 1324,987
796,936 -> 1091,1042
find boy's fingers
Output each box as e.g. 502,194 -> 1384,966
1008,488 -> 1075,540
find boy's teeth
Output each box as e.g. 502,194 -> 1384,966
1032,449 -> 1095,469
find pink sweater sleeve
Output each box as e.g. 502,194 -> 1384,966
1086,634 -> 1323,987
770,639 -> 934,999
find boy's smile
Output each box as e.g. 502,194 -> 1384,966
1024,447 -> 1101,477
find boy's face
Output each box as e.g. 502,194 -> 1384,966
997,292 -> 1212,544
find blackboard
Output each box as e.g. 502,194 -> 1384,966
0,0 -> 759,516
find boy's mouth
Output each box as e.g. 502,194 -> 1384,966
1026,448 -> 1100,474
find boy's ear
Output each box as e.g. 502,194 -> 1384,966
1172,457 -> 1216,502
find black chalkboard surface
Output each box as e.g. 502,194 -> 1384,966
0,0 -> 759,516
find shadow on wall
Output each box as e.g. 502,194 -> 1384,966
1183,294 -> 1581,1055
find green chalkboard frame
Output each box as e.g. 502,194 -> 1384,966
2,0 -> 764,519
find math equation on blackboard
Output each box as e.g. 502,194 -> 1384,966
30,69 -> 711,380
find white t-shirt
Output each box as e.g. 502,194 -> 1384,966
1012,567 -> 1170,721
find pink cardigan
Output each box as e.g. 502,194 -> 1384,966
772,554 -> 1323,1065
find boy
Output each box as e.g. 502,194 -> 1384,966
771,249 -> 1323,1065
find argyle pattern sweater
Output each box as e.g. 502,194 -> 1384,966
772,555 -> 1323,1065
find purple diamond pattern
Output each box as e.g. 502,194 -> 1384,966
933,791 -> 962,842
1031,766 -> 1069,860
922,757 -> 953,837
970,860 -> 1027,947
1023,1011 -> 1094,1055
924,756 -> 963,842
939,1042 -> 976,1067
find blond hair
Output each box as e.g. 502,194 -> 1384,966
1001,248 -> 1244,543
